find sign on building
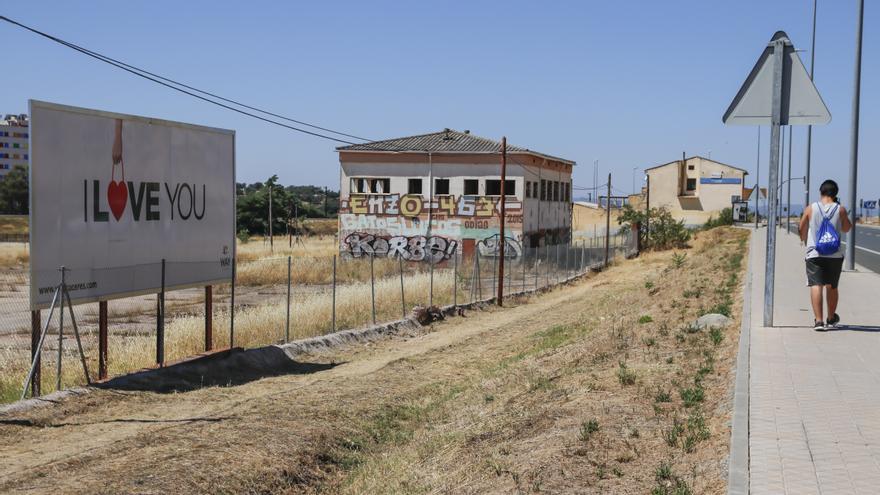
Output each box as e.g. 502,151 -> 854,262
29,100 -> 235,309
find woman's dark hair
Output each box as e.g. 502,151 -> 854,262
819,180 -> 838,200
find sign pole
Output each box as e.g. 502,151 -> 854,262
755,127 -> 761,228
845,0 -> 864,271
764,35 -> 785,327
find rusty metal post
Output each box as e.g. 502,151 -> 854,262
98,301 -> 108,380
332,255 -> 337,332
205,286 -> 213,351
399,256 -> 406,318
30,310 -> 41,396
157,259 -> 165,366
497,136 -> 507,306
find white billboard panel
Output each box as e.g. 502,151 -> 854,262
29,100 -> 235,309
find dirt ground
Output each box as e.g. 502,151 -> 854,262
0,227 -> 748,494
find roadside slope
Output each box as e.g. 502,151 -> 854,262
0,227 -> 748,494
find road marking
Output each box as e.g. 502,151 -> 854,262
842,241 -> 880,257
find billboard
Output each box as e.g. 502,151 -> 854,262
29,100 -> 235,309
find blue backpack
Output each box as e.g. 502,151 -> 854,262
814,203 -> 841,256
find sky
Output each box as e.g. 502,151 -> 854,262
2,1 -> 877,207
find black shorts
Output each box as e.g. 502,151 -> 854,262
805,257 -> 844,288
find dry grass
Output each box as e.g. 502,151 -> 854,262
0,228 -> 743,494
0,215 -> 28,235
0,243 -> 28,267
0,269 -> 457,402
236,235 -> 338,263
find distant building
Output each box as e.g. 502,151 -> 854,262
638,156 -> 749,226
335,129 -> 574,260
0,113 -> 29,179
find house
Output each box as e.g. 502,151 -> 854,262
335,129 -> 575,261
640,156 -> 750,226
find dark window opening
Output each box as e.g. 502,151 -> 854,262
486,179 -> 515,196
540,179 -> 547,200
553,181 -> 560,201
434,178 -> 450,195
464,179 -> 479,195
686,178 -> 697,191
688,164 -> 695,171
408,178 -> 423,195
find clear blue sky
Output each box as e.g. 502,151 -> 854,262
2,1 -> 877,206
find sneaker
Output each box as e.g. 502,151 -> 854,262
826,313 -> 840,329
814,320 -> 827,332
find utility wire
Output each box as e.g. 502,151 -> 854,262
0,15 -> 366,145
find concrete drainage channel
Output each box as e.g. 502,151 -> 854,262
0,266 -> 599,416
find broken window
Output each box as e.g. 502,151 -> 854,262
464,179 -> 479,195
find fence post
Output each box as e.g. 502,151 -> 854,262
98,301 -> 108,379
522,249 -> 526,293
204,286 -> 213,352
332,255 -> 337,333
453,252 -> 458,307
230,255 -> 236,349
476,254 -> 483,300
469,254 -> 477,303
30,310 -> 41,396
57,268 -> 64,391
555,243 -> 560,285
286,256 -> 292,341
399,257 -> 406,319
157,259 -> 165,366
370,254 -> 377,325
534,246 -> 540,290
491,247 -> 497,300
429,250 -> 434,307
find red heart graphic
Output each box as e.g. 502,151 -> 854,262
107,180 -> 128,221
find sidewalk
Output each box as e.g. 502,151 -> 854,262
747,227 -> 880,494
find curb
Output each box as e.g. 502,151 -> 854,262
727,228 -> 754,494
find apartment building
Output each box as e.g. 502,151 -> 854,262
0,113 -> 29,179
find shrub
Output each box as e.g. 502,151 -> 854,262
703,207 -> 734,229
639,315 -> 654,324
617,362 -> 637,386
618,205 -> 691,250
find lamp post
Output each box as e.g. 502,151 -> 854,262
845,0 -> 864,271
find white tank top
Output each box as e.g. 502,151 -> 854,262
806,201 -> 843,259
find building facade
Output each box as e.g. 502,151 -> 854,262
0,113 -> 29,179
642,156 -> 748,226
336,129 -> 574,261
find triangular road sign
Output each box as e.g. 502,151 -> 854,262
723,31 -> 830,126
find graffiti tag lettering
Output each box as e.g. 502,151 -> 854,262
345,233 -> 458,263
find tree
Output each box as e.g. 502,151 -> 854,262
618,204 -> 690,250
0,165 -> 29,214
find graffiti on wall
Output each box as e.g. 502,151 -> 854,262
344,233 -> 458,263
478,234 -> 522,259
339,193 -> 524,260
341,193 -> 522,218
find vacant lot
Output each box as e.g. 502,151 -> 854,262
0,227 -> 748,494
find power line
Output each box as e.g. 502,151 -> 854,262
0,15 -> 367,145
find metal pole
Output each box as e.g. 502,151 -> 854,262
779,125 -> 785,223
230,256 -> 236,349
157,259 -> 165,366
756,127 -> 761,228
764,35 -> 786,326
645,174 -> 650,248
332,255 -> 337,332
269,184 -> 273,252
534,247 -> 539,289
522,247 -> 526,293
845,0 -> 864,271
30,310 -> 41,396
491,244 -> 497,299
21,287 -> 59,400
98,301 -> 108,379
399,257 -> 406,318
787,126 -> 792,232
555,243 -> 560,285
497,137 -> 507,306
205,286 -> 213,351
604,173 -> 611,267
453,251 -> 458,306
286,256 -> 292,340
370,254 -> 377,324
64,288 -> 91,385
805,0 -> 818,210
427,152 -> 434,307
57,267 -> 64,391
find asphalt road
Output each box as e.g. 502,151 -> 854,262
782,222 -> 880,274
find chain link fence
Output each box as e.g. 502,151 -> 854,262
0,229 -> 634,403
